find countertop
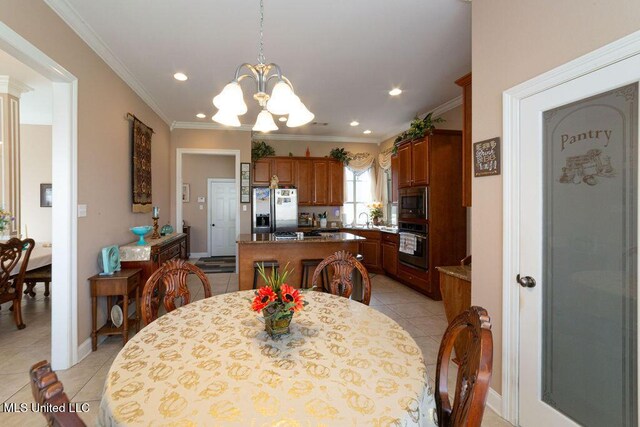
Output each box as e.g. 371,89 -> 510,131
435,265 -> 472,282
237,232 -> 365,244
342,226 -> 399,235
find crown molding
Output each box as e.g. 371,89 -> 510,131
378,95 -> 463,144
171,121 -> 253,131
0,76 -> 33,98
43,0 -> 171,125
171,121 -> 378,143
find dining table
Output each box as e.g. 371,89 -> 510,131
98,290 -> 437,426
9,242 -> 52,276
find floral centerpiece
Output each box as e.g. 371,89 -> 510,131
369,202 -> 384,226
251,263 -> 307,337
0,209 -> 14,236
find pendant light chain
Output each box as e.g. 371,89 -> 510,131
257,0 -> 265,65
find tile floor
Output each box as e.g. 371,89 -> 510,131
0,273 -> 511,426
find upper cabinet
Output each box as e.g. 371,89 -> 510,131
295,160 -> 313,205
455,73 -> 472,207
391,155 -> 399,203
253,156 -> 344,206
398,143 -> 412,188
411,138 -> 429,186
252,159 -> 271,186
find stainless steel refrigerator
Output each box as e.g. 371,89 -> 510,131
252,187 -> 298,233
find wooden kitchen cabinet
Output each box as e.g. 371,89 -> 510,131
397,143 -> 412,188
456,73 -> 472,207
411,138 -> 429,185
252,159 -> 271,185
272,158 -> 294,185
295,160 -> 313,205
391,155 -> 399,203
328,160 -> 344,206
381,233 -> 399,278
312,160 -> 329,205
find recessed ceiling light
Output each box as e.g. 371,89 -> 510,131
196,113 -> 206,119
350,121 -> 359,127
173,72 -> 188,81
279,117 -> 287,122
363,130 -> 372,134
389,88 -> 402,96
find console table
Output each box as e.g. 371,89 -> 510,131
119,233 -> 187,284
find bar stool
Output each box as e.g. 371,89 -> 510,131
253,261 -> 279,289
301,259 -> 330,290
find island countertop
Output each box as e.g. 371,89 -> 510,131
237,232 -> 365,244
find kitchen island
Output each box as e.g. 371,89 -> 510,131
236,232 -> 365,290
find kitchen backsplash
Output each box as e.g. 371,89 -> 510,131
298,206 -> 343,227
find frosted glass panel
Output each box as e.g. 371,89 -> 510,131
543,83 -> 638,426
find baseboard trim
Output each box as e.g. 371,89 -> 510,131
77,335 -> 107,363
486,387 -> 503,417
190,252 -> 208,259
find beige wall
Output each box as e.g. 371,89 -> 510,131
20,124 -> 51,242
182,154 -> 235,254
472,0 -> 640,394
0,1 -> 172,347
265,139 -> 380,158
170,129 -> 251,234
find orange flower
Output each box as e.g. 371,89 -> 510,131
280,284 -> 304,312
252,287 -> 277,312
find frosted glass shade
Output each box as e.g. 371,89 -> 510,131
267,81 -> 296,115
213,82 -> 247,115
286,96 -> 314,127
253,109 -> 278,132
212,110 -> 241,127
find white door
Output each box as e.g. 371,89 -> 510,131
518,54 -> 640,426
208,179 -> 236,256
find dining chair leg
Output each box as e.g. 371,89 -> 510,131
13,297 -> 25,329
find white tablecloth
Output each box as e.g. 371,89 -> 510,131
98,291 -> 437,426
10,243 -> 52,276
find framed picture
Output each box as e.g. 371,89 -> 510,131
40,183 -> 52,207
241,163 -> 251,203
182,183 -> 190,203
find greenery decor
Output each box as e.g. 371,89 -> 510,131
0,208 -> 14,233
251,140 -> 276,161
394,112 -> 445,145
369,202 -> 384,220
329,147 -> 352,164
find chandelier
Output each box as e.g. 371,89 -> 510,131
212,0 -> 314,132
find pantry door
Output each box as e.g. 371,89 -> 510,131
517,52 -> 639,425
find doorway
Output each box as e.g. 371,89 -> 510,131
503,31 -> 640,426
208,179 -> 237,256
0,22 -> 78,370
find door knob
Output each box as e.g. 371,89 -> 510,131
211,223 -> 215,227
516,274 -> 536,288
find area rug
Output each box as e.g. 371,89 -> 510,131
194,256 -> 236,273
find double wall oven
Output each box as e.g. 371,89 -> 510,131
398,187 -> 428,271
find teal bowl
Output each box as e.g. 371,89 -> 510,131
130,226 -> 153,245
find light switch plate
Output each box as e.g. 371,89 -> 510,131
77,204 -> 87,217
197,196 -> 205,203
199,205 -> 204,210
242,205 -> 247,212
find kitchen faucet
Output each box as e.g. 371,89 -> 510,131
358,212 -> 370,228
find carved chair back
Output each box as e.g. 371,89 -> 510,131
141,258 -> 212,324
435,306 -> 493,427
29,360 -> 86,427
311,251 -> 371,305
1,238 -> 35,329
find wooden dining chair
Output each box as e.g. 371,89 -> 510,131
435,306 -> 493,427
29,360 -> 86,427
141,258 -> 212,324
1,238 -> 35,329
311,250 -> 371,305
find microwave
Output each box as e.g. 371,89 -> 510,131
399,187 -> 428,220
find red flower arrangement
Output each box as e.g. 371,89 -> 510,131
251,263 -> 308,336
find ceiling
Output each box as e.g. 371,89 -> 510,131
50,0 -> 471,141
0,49 -> 52,125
